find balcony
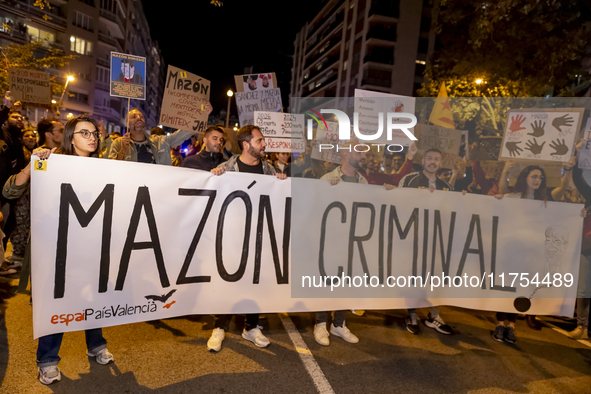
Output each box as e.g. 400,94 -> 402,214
364,50 -> 394,65
98,33 -> 122,51
0,28 -> 27,44
305,55 -> 339,82
99,8 -> 125,38
366,24 -> 396,43
361,77 -> 391,88
307,11 -> 344,49
303,72 -> 338,97
97,57 -> 109,67
306,0 -> 345,40
94,104 -> 120,119
17,0 -> 67,28
304,36 -> 341,70
96,81 -> 109,91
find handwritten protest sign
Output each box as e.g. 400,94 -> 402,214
110,52 -> 146,99
254,111 -> 305,152
8,68 -> 51,105
413,123 -> 463,169
578,119 -> 591,170
266,137 -> 306,153
311,121 -> 344,164
354,89 -> 416,145
236,88 -> 283,127
234,72 -> 277,93
500,108 -> 584,163
31,155 -> 581,337
159,65 -> 210,132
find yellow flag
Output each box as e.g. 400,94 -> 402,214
428,82 -> 455,128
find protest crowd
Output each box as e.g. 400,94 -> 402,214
0,89 -> 590,386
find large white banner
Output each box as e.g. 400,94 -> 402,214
31,156 -> 582,338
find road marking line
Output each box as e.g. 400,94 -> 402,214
279,313 -> 335,394
537,317 -> 591,348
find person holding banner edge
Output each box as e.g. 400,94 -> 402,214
109,105 -> 213,164
208,125 -> 287,351
492,156 -> 575,343
3,115 -> 114,385
398,148 -> 455,335
313,141 -> 367,346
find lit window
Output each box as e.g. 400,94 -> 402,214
27,25 -> 55,47
70,36 -> 93,55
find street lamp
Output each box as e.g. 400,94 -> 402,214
475,78 -> 483,84
57,75 -> 75,116
225,90 -> 233,128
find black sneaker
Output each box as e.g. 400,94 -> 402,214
504,326 -> 516,344
405,314 -> 420,335
425,313 -> 453,335
492,325 -> 505,342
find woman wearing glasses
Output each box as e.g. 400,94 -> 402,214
492,160 -> 573,344
3,115 -> 113,385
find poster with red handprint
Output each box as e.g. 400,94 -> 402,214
354,89 -> 416,145
499,108 -> 584,163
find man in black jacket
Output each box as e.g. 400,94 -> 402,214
182,126 -> 226,171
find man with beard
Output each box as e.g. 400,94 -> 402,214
182,126 -> 225,171
398,148 -> 454,335
310,142 -> 366,347
109,105 -> 212,164
207,125 -> 287,352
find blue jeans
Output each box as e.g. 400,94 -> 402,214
37,328 -> 107,367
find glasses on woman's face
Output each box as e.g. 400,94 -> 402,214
529,175 -> 544,181
74,130 -> 100,140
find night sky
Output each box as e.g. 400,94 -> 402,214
141,0 -> 320,117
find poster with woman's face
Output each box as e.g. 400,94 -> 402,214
235,73 -> 276,92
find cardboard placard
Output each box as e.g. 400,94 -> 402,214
8,68 -> 51,105
265,137 -> 306,153
413,123 -> 463,169
159,65 -> 210,132
354,89 -> 416,146
499,108 -> 584,163
236,89 -> 283,127
311,121 -> 343,164
234,72 -> 277,93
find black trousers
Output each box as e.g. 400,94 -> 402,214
496,312 -> 517,323
214,314 -> 259,331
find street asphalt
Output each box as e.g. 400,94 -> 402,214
1,273 -> 591,394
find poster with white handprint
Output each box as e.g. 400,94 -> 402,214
499,108 -> 584,163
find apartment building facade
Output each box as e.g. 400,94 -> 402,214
0,0 -> 165,133
290,0 -> 431,104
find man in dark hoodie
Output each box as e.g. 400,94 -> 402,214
182,126 -> 225,171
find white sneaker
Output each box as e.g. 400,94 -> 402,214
38,365 -> 61,385
330,323 -> 359,343
242,326 -> 270,348
87,348 -> 114,365
314,323 -> 330,346
207,328 -> 225,352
